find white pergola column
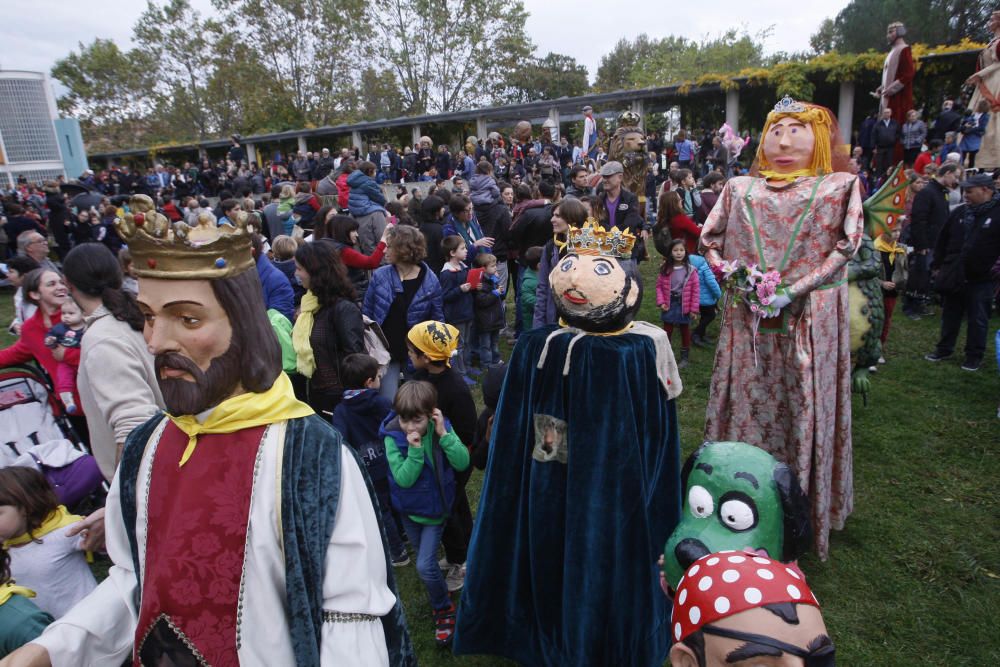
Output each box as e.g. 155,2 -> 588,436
725,89 -> 740,134
630,100 -> 644,131
837,81 -> 856,145
411,125 -> 422,148
245,142 -> 257,166
476,117 -> 487,140
351,130 -> 363,153
296,136 -> 308,154
547,107 -> 561,143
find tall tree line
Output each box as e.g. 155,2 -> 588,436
53,0 -> 589,150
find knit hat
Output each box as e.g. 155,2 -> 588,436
671,549 -> 819,643
407,321 -> 459,366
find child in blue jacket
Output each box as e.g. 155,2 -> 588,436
689,253 -> 722,347
381,381 -> 469,647
330,353 -> 407,566
438,235 -> 475,383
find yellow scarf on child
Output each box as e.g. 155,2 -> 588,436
291,290 -> 319,378
3,505 -> 83,549
0,583 -> 36,606
167,372 -> 314,467
874,235 -> 906,265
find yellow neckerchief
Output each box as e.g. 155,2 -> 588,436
758,169 -> 813,182
168,372 -> 314,467
0,583 -> 35,606
291,290 -> 319,378
553,232 -> 570,254
874,235 -> 906,264
3,505 -> 82,549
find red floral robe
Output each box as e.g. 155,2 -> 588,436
699,173 -> 863,560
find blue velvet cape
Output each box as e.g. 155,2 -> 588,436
120,412 -> 416,667
454,325 -> 682,666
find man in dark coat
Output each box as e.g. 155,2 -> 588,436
873,108 -> 900,177
905,163 -> 959,317
931,99 -> 963,141
43,182 -> 71,260
593,161 -> 645,261
925,173 -> 1000,371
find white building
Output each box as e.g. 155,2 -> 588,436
0,70 -> 68,188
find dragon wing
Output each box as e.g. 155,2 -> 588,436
862,162 -> 908,237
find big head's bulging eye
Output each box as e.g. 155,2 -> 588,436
594,263 -> 611,276
560,259 -> 574,272
688,485 -> 714,519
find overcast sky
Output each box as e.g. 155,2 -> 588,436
0,0 -> 850,92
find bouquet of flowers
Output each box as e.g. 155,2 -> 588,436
719,260 -> 790,365
719,260 -> 788,318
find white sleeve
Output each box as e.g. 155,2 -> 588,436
320,446 -> 394,667
31,475 -> 139,666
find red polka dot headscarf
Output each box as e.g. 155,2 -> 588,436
671,549 -> 819,643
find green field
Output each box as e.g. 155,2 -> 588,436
3,251 -> 998,664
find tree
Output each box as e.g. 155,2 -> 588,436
213,0 -> 366,126
629,30 -> 770,88
355,68 -> 407,121
50,39 -> 158,151
371,0 -> 534,113
501,52 -> 589,104
810,18 -> 837,55
811,0 -> 992,54
134,0 -> 223,141
594,35 -> 659,92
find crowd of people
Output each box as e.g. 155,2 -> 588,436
0,87 -> 999,660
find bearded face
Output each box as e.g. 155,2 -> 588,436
138,272 -> 281,416
155,344 -> 242,416
550,254 -> 641,332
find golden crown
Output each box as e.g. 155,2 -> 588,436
566,218 -> 636,259
115,194 -> 255,279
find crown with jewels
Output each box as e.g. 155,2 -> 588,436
772,95 -> 807,114
115,194 -> 255,279
566,218 -> 636,259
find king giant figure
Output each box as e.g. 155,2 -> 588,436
4,197 -> 414,666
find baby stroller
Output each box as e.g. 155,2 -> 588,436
0,364 -> 104,508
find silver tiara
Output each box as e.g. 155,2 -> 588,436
773,95 -> 806,113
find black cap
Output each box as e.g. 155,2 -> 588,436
959,172 -> 996,189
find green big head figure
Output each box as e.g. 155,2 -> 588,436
661,442 -> 813,592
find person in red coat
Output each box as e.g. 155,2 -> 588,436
655,190 -> 701,256
336,161 -> 354,211
0,269 -> 83,415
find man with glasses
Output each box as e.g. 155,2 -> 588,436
669,551 -> 834,667
17,232 -> 58,272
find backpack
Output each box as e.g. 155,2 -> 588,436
363,315 -> 391,375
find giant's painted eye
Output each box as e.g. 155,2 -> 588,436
594,263 -> 611,276
560,259 -> 574,272
790,128 -> 798,133
688,485 -> 714,519
719,493 -> 758,532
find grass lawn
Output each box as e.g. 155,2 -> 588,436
2,252 -> 998,664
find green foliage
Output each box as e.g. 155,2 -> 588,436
371,0 -> 534,113
811,0 -> 992,54
50,38 -> 157,152
631,29 -> 772,89
499,52 -> 589,104
594,34 -> 660,92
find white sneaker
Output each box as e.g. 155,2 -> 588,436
438,557 -> 451,571
878,356 -> 886,364
445,563 -> 466,592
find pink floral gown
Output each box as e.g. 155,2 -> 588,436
699,173 -> 863,560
